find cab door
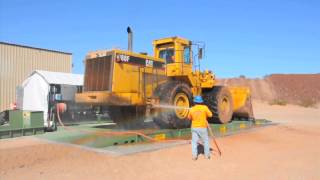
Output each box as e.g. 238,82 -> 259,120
181,45 -> 193,75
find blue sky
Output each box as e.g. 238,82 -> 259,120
1,0 -> 319,78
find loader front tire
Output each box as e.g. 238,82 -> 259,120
203,86 -> 233,124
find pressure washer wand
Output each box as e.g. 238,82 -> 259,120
207,121 -> 222,157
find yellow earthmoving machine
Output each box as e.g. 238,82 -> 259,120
75,27 -> 254,128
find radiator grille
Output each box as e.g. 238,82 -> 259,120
84,55 -> 113,91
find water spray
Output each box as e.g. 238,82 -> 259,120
152,104 -> 191,110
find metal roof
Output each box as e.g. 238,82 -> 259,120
0,41 -> 72,55
29,70 -> 83,86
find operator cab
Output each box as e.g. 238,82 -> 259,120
153,37 -> 193,76
153,37 -> 192,65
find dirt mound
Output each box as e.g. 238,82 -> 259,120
218,74 -> 320,106
218,77 -> 276,101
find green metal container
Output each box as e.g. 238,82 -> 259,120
30,111 -> 44,128
0,110 -> 45,139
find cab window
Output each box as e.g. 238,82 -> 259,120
184,46 -> 191,64
159,49 -> 175,64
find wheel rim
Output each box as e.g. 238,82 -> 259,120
173,93 -> 190,119
221,96 -> 230,115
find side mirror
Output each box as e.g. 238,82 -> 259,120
198,48 -> 203,60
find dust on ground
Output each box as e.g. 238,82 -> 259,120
1,101 -> 320,180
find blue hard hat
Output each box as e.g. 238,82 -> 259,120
193,96 -> 203,103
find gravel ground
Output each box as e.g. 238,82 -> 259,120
1,101 -> 320,180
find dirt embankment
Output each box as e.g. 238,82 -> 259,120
218,74 -> 320,106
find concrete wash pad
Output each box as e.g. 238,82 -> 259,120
35,119 -> 274,156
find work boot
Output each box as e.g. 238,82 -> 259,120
192,156 -> 198,161
206,156 -> 211,160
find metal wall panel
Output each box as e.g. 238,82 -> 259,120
0,42 -> 72,112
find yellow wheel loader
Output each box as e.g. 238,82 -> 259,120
75,27 -> 254,129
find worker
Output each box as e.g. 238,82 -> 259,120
187,95 -> 213,160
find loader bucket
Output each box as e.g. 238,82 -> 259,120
229,87 -> 254,120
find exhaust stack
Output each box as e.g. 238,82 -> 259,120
127,26 -> 133,52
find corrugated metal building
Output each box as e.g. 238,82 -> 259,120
0,42 -> 72,112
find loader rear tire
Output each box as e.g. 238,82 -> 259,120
203,86 -> 233,124
153,81 -> 192,129
108,106 -> 145,129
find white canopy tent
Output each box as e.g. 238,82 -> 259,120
16,70 -> 83,127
